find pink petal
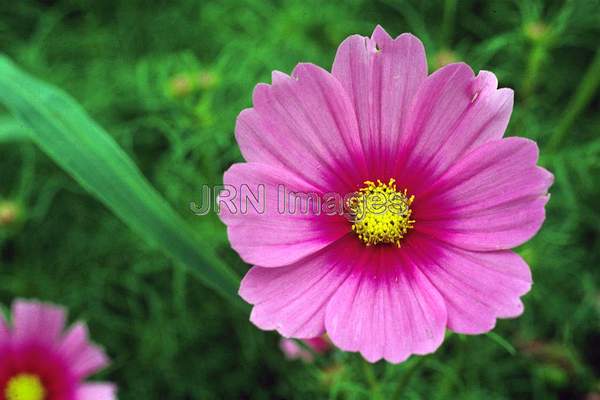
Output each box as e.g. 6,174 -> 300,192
325,247 -> 447,363
396,63 -> 514,193
410,234 -> 532,334
416,137 -> 553,251
12,300 -> 66,346
303,336 -> 331,353
220,162 -> 349,267
59,322 -> 110,378
279,338 -> 314,362
239,235 -> 363,338
76,383 -> 117,400
236,63 -> 366,193
332,26 -> 427,177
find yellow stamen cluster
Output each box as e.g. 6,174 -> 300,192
5,374 -> 46,400
347,179 -> 415,247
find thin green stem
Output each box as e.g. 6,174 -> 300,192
391,356 -> 426,399
362,362 -> 383,400
441,0 -> 457,47
521,39 -> 550,98
546,48 -> 600,151
15,145 -> 36,202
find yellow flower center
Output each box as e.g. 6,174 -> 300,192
5,374 -> 46,400
347,179 -> 415,247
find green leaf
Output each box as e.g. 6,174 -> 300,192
0,115 -> 30,142
0,55 -> 244,309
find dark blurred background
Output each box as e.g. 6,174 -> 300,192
1,0 -> 599,398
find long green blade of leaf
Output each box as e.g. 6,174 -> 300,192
0,55 -> 244,309
0,115 -> 30,142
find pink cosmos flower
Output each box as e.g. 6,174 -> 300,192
220,26 -> 553,363
280,336 -> 331,362
0,300 -> 116,400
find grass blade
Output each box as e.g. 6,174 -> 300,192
0,55 -> 244,308
0,115 -> 30,142
486,332 -> 517,356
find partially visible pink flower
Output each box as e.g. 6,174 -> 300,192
280,336 -> 331,362
0,299 -> 116,400
221,25 -> 553,363
304,337 -> 331,354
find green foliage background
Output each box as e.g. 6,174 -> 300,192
0,0 -> 599,398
